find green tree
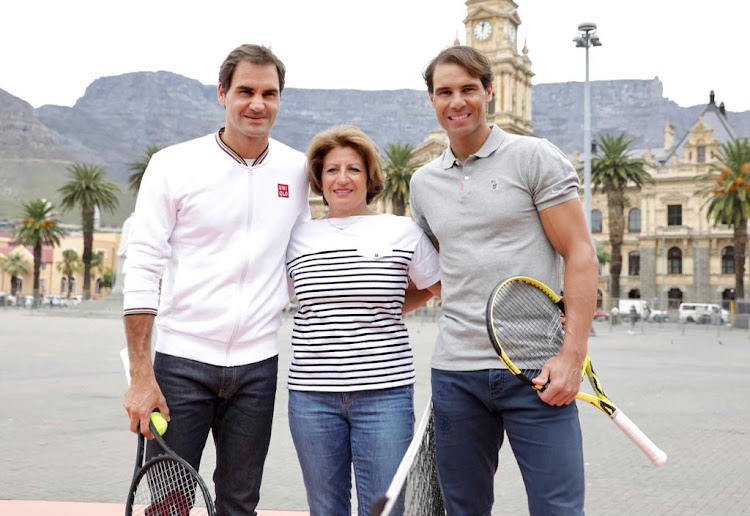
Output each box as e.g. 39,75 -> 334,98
596,242 -> 611,267
56,249 -> 82,299
381,143 -> 416,216
697,138 -> 750,299
58,164 -> 120,300
100,267 -> 115,290
591,133 -> 654,301
128,144 -> 164,196
13,199 -> 65,305
1,252 -> 30,296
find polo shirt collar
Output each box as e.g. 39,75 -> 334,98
440,125 -> 506,169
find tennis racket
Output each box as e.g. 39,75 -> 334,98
485,276 -> 667,467
122,349 -> 215,515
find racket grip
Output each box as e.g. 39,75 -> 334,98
611,410 -> 667,467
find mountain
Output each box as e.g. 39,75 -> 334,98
2,72 -> 749,225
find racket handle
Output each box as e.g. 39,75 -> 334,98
611,409 -> 667,467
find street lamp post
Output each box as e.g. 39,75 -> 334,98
574,23 -> 602,233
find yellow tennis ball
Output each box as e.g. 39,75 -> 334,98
150,412 -> 168,436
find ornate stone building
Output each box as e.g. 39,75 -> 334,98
589,92 -> 743,310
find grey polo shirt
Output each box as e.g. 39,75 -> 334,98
409,125 -> 580,371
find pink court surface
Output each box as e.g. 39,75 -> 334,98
0,501 -> 307,515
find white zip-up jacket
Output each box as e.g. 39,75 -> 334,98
123,132 -> 310,366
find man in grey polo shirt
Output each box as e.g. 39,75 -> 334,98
410,46 -> 598,515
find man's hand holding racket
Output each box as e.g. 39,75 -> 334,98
122,349 -> 170,440
532,349 -> 584,406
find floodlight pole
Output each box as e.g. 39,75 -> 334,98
574,23 -> 602,233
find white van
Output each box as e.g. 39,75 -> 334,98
678,303 -> 729,324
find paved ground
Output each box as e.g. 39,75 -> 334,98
1,306 -> 748,515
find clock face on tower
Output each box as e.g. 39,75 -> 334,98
473,21 -> 492,41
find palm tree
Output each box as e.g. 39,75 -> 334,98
591,133 -> 654,301
697,138 -> 750,299
129,144 -> 164,196
0,252 -> 30,296
13,199 -> 65,305
56,249 -> 82,299
58,164 -> 120,300
381,143 -> 416,216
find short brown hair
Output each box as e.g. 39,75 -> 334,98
219,44 -> 286,93
423,46 -> 493,94
307,125 -> 384,205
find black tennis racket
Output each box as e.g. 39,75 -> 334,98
486,275 -> 667,467
125,414 -> 215,515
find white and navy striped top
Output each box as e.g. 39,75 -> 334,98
286,214 -> 440,392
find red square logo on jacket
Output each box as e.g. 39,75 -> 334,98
278,184 -> 289,198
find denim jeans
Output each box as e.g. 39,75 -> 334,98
147,352 -> 278,516
288,385 -> 414,516
432,368 -> 584,516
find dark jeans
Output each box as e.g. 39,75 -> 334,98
147,352 -> 278,516
432,368 -> 584,516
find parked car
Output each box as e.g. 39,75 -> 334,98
593,309 -> 609,321
43,295 -> 62,307
646,309 -> 669,322
678,303 -> 728,324
20,295 -> 34,307
62,295 -> 83,306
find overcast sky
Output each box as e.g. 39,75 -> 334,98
2,0 -> 748,111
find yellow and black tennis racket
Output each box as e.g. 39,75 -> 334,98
486,275 -> 667,467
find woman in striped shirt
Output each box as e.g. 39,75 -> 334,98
286,125 -> 441,516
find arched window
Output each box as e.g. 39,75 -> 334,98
628,289 -> 641,299
628,208 -> 641,233
95,278 -> 102,295
60,277 -> 67,294
628,251 -> 640,276
591,210 -> 603,233
667,247 -> 682,274
69,277 -> 76,294
722,246 -> 735,274
667,288 -> 683,309
596,289 -> 603,309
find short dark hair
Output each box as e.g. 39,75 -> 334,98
219,44 -> 286,93
307,125 -> 384,205
423,46 -> 493,94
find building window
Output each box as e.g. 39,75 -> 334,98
668,288 -> 683,309
61,277 -> 67,294
69,277 -> 76,294
667,205 -> 682,226
628,289 -> 641,299
629,251 -> 640,276
722,246 -> 735,274
697,146 -> 706,163
597,289 -> 603,309
667,247 -> 682,274
591,209 -> 603,233
628,208 -> 641,232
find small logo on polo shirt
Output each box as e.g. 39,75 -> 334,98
490,179 -> 498,190
278,184 -> 289,198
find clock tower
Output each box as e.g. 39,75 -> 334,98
465,0 -> 533,135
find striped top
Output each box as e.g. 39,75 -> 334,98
286,214 -> 440,392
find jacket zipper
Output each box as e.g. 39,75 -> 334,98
225,167 -> 254,364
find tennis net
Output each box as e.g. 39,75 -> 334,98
371,398 -> 445,516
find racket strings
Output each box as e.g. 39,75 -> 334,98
132,458 -> 210,516
491,281 -> 564,372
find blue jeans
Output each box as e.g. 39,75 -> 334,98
288,386 -> 414,516
147,352 -> 278,516
432,368 -> 584,516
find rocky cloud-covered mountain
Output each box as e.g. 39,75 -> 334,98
1,71 -> 748,225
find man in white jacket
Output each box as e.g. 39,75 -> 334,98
122,44 -> 310,515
